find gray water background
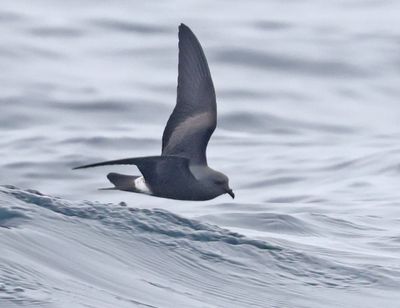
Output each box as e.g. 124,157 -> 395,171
1,0 -> 400,307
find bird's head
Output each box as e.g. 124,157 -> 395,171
212,172 -> 235,199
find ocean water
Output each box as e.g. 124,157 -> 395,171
1,0 -> 400,307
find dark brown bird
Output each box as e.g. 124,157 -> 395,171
74,24 -> 234,201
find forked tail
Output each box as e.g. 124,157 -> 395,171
106,173 -> 141,192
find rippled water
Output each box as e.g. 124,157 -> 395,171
1,1 -> 400,307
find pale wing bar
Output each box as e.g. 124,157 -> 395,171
162,23 -> 216,166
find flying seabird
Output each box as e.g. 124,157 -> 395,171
74,23 -> 234,201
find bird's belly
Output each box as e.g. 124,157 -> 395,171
134,177 -> 152,194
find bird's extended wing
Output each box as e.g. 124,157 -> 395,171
74,155 -> 198,199
162,24 -> 216,166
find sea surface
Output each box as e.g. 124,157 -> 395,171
1,0 -> 400,307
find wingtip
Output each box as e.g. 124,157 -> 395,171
72,163 -> 98,170
178,23 -> 192,35
72,165 -> 86,170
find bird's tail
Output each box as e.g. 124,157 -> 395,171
105,172 -> 141,192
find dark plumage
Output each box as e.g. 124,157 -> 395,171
74,24 -> 234,201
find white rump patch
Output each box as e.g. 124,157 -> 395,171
134,177 -> 152,194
